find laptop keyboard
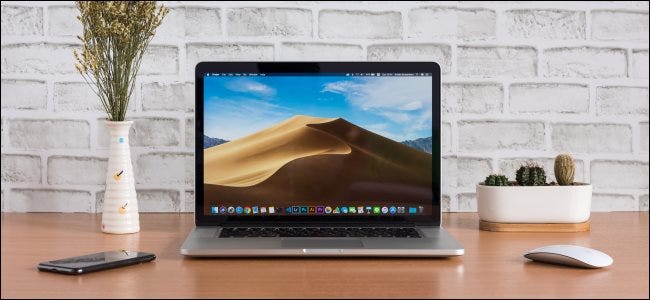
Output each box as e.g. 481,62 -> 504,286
218,227 -> 421,238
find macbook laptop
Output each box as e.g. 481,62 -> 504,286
181,62 -> 464,256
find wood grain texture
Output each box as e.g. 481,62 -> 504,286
479,219 -> 591,232
1,212 -> 648,298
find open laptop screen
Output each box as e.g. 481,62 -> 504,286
198,63 -> 439,223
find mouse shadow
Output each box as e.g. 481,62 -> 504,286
521,260 -> 609,271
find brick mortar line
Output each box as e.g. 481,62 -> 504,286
311,7 -> 318,40
220,6 -> 227,38
399,6 -> 408,41
450,44 -> 458,76
586,7 -> 593,40
441,154 -> 635,159
41,5 -> 49,39
588,84 -> 598,117
543,121 -> 552,152
450,154 -> 649,163
500,81 -> 510,115
133,77 -> 143,114
3,35 -> 649,48
624,47 -> 631,76
494,6 -> 506,41
632,123 -> 641,154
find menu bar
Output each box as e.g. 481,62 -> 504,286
204,73 -> 432,77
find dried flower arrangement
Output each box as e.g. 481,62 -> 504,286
73,1 -> 168,121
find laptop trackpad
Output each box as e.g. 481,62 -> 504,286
282,239 -> 364,248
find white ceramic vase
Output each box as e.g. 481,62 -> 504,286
477,184 -> 592,223
102,121 -> 140,234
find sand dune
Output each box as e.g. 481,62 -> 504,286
203,115 -> 433,213
204,115 -> 352,187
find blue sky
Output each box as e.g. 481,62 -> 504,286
204,75 -> 432,141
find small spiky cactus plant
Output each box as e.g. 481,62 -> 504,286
515,162 -> 547,186
554,154 -> 575,185
484,174 -> 508,186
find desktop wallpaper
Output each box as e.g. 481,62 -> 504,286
203,75 -> 435,216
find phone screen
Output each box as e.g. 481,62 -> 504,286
38,250 -> 155,274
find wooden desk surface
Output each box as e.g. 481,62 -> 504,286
2,212 -> 648,299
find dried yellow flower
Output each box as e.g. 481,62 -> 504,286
74,1 -> 168,121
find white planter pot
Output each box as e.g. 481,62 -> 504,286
102,121 -> 140,234
477,184 -> 592,223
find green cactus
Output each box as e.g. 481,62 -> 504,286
554,154 -> 575,185
515,162 -> 547,186
484,174 -> 509,186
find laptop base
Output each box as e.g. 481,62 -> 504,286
181,226 -> 464,257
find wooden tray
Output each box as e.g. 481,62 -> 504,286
479,219 -> 590,232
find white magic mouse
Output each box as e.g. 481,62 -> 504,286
524,245 -> 613,268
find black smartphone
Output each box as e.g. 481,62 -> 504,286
37,250 -> 155,275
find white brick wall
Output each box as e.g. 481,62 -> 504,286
641,194 -> 649,211
9,189 -> 92,212
631,50 -> 649,78
592,194 -> 637,211
443,83 -> 502,113
1,1 -> 648,212
2,43 -> 78,74
185,7 -> 221,38
136,152 -> 193,186
551,123 -> 632,153
141,45 -> 179,75
281,42 -> 363,61
367,44 -> 452,73
641,122 -> 649,153
47,156 -> 107,185
8,119 -> 90,149
591,10 -> 649,42
441,156 -> 492,189
509,84 -> 589,113
185,43 -> 274,76
596,86 -> 649,115
48,6 -> 81,37
53,82 -> 103,112
591,160 -> 648,189
409,7 -> 496,40
228,7 -> 312,37
458,121 -> 545,151
544,47 -> 627,78
319,10 -> 401,39
142,82 -> 194,112
2,154 -> 41,184
457,46 -> 537,78
504,10 -> 585,40
1,6 -> 42,36
183,190 -> 195,213
1,79 -> 47,109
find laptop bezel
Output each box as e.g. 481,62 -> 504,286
195,62 -> 441,226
